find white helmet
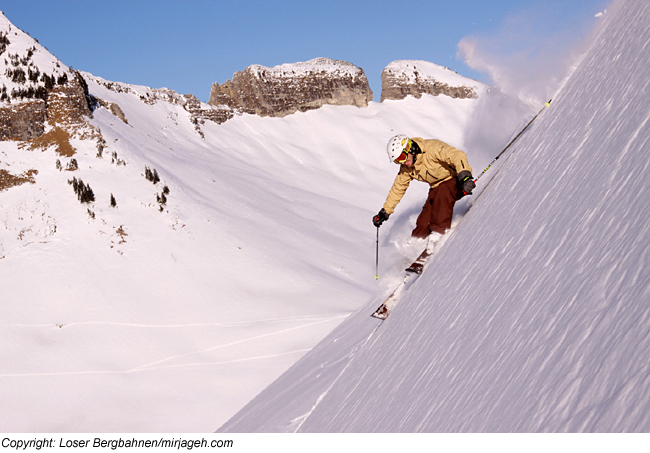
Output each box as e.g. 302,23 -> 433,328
386,134 -> 411,163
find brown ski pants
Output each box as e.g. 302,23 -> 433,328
411,178 -> 458,238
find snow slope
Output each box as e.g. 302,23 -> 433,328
218,0 -> 650,433
0,14 -> 495,431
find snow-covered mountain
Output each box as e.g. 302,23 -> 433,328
0,11 -> 497,432
381,60 -> 481,102
218,0 -> 650,432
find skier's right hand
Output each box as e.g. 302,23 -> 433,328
373,208 -> 390,228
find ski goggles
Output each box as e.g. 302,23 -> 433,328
394,139 -> 412,164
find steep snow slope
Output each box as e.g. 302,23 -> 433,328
219,0 -> 650,433
1,21 -> 491,431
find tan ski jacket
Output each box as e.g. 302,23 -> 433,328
382,137 -> 472,215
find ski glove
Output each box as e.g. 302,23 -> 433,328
457,170 -> 476,196
373,208 -> 390,228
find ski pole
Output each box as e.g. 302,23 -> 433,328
474,100 -> 551,183
375,227 -> 380,280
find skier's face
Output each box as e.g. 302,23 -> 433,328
394,151 -> 414,167
401,153 -> 414,168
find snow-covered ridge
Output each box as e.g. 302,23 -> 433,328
381,60 -> 484,102
82,72 -> 192,106
247,57 -> 366,79
0,11 -> 71,103
81,71 -> 238,132
384,60 -> 481,88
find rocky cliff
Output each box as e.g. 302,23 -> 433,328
0,99 -> 46,140
380,60 -> 482,102
0,11 -> 102,193
209,58 -> 373,117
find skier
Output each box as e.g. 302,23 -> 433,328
372,135 -> 476,239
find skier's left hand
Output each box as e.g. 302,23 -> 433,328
457,170 -> 476,196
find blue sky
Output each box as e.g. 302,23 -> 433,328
2,1 -> 609,102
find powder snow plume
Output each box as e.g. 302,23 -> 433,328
458,1 -> 612,176
458,2 -> 609,105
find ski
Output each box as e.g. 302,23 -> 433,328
371,248 -> 433,320
405,248 -> 432,274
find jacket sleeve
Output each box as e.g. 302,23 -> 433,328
382,169 -> 412,215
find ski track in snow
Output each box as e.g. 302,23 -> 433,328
0,315 -> 347,378
0,349 -> 312,378
130,315 -> 347,372
0,313 -> 344,329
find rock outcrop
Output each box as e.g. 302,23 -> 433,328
0,71 -> 94,144
380,60 -> 482,102
181,93 -> 235,127
209,58 -> 373,117
0,100 -> 46,140
97,98 -> 128,124
23,72 -> 102,157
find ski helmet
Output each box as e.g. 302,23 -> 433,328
386,134 -> 411,163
